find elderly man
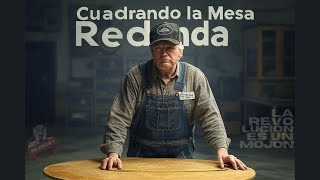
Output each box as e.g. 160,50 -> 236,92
99,22 -> 247,171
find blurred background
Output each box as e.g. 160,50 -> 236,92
24,0 -> 295,179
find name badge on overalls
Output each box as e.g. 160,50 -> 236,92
178,92 -> 195,100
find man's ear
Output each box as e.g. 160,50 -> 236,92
178,47 -> 183,59
150,47 -> 155,57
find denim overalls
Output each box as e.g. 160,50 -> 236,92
127,60 -> 195,158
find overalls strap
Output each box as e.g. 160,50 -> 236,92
138,59 -> 153,90
175,61 -> 186,91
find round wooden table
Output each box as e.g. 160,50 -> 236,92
43,158 -> 256,180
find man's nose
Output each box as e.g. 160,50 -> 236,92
160,49 -> 169,56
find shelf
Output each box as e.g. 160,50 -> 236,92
67,110 -> 92,127
68,89 -> 93,94
245,76 -> 295,81
93,55 -> 125,127
241,97 -> 294,107
95,79 -> 122,84
69,106 -> 92,111
94,94 -> 115,99
65,54 -> 135,127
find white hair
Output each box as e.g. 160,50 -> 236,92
177,42 -> 184,58
177,42 -> 184,50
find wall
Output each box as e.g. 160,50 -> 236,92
25,0 -> 295,127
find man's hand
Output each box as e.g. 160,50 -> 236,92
217,148 -> 247,170
100,152 -> 122,170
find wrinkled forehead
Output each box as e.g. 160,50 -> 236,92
150,40 -> 177,48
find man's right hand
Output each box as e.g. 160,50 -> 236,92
100,152 -> 122,170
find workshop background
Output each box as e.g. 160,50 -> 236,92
24,0 -> 295,179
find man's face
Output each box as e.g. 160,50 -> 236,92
34,124 -> 46,141
151,41 -> 182,73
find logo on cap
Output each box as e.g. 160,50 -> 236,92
157,24 -> 173,35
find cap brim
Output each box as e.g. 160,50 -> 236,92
149,38 -> 180,46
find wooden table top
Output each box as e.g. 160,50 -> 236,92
43,157 -> 256,180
